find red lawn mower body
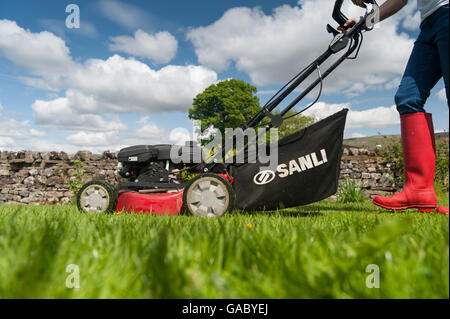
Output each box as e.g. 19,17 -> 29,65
116,174 -> 232,215
117,191 -> 184,215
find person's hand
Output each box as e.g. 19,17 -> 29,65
337,18 -> 359,34
352,0 -> 367,8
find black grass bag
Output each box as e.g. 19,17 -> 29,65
230,108 -> 348,210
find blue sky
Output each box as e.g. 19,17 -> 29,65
0,0 -> 448,153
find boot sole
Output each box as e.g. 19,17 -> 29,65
372,200 -> 435,212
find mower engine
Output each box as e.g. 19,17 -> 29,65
115,142 -> 203,191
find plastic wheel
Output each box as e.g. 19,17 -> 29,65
183,173 -> 235,217
76,180 -> 117,214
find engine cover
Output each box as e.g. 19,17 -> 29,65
117,144 -> 171,164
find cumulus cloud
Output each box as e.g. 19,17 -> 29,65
65,122 -> 192,151
186,0 -> 415,94
109,30 -> 178,64
0,19 -> 218,136
0,19 -> 75,79
32,98 -> 127,131
66,131 -> 120,146
60,55 -> 217,114
401,0 -> 421,30
436,88 -> 447,103
302,102 -> 400,129
350,132 -> 367,138
98,0 -> 152,30
0,104 -> 46,142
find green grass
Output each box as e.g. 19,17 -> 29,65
0,200 -> 448,299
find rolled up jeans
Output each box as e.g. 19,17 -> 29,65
395,4 -> 449,114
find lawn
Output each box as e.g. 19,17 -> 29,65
0,200 -> 448,299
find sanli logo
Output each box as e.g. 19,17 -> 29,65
253,170 -> 276,185
253,149 -> 328,185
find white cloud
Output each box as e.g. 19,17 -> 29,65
39,19 -> 99,38
436,88 -> 447,102
32,98 -> 127,132
109,30 -> 177,64
350,132 -> 367,138
98,0 -> 152,30
59,55 -> 217,114
0,20 -> 218,137
65,123 -> 192,150
302,102 -> 400,129
402,11 -> 421,30
0,105 -> 46,140
66,131 -> 120,146
0,137 -> 14,148
401,0 -> 421,30
0,19 -> 75,78
186,1 -> 415,94
134,122 -> 167,139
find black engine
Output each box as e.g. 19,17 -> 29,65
115,142 -> 204,190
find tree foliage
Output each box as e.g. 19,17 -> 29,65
188,79 -> 315,145
188,79 -> 261,136
277,112 -> 315,140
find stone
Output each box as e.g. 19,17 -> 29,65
32,152 -> 41,160
59,152 -> 69,161
49,151 -> 60,160
36,175 -> 47,185
343,148 -> 349,156
367,167 -> 376,173
60,197 -> 71,203
29,168 -> 39,176
75,150 -> 92,161
379,173 -> 394,187
40,152 -> 50,161
23,176 -> 35,185
361,172 -> 371,179
370,173 -> 382,180
349,148 -> 359,156
46,176 -> 62,186
45,191 -> 63,199
103,150 -> 115,159
359,148 -> 369,155
43,168 -> 54,177
0,169 -> 10,176
90,154 -> 101,161
19,190 -> 29,197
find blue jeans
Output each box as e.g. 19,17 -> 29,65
395,4 -> 449,114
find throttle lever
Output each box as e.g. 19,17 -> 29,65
326,24 -> 339,36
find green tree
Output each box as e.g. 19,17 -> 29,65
188,79 -> 261,139
277,112 -> 315,140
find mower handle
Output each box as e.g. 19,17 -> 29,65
333,0 -> 375,27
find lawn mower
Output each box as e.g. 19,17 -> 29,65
76,0 -> 380,217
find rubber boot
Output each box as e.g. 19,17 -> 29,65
419,114 -> 449,216
373,112 -> 437,211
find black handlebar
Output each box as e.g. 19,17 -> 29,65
333,0 -> 375,27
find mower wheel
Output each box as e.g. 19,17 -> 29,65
183,173 -> 235,217
76,180 -> 118,214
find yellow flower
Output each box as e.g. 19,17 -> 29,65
115,211 -> 122,215
246,223 -> 254,229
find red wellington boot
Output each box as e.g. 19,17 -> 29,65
373,112 -> 437,211
418,114 -> 449,215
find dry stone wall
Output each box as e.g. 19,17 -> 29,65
0,148 -> 398,205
